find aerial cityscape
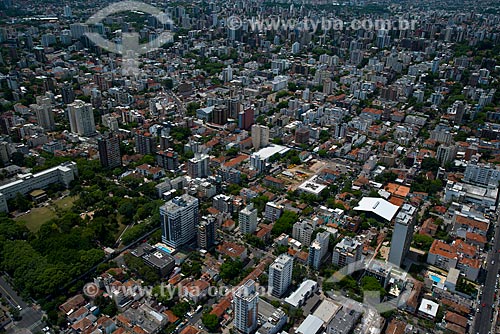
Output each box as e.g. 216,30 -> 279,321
0,0 -> 499,333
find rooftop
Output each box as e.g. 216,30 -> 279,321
312,299 -> 341,323
418,298 -> 439,318
354,197 -> 400,221
295,315 -> 323,334
252,144 -> 289,160
284,279 -> 317,308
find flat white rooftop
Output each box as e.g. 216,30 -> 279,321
354,197 -> 400,221
253,144 -> 289,160
418,298 -> 439,318
297,176 -> 327,196
312,299 -> 341,323
295,315 -> 323,334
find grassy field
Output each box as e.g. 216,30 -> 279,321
15,195 -> 79,233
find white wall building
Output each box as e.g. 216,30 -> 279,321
234,280 -> 259,334
251,124 -> 270,150
0,162 -> 78,212
67,100 -> 96,136
268,254 -> 293,297
463,162 -> 500,186
332,237 -> 362,267
239,203 -> 258,235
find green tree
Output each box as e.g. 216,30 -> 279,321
412,234 -> 434,251
172,302 -> 190,317
202,313 -> 219,332
163,78 -> 173,89
226,147 -> 239,157
152,285 -> 175,306
251,195 -> 269,214
186,102 -> 201,116
421,157 -> 440,172
14,193 -> 32,212
361,276 -> 386,299
319,130 -> 330,143
219,259 -> 243,283
271,211 -> 298,236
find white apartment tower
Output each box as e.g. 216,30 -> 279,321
239,203 -> 258,235
33,97 -> 55,131
308,232 -> 330,269
268,254 -> 293,297
187,153 -> 209,178
332,237 -> 362,267
234,280 -> 259,334
251,124 -> 270,150
67,100 -> 96,136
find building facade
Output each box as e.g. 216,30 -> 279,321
67,100 -> 96,136
234,280 -> 259,334
197,216 -> 216,250
388,204 -> 416,267
0,162 -> 78,212
187,153 -> 210,179
268,254 -> 293,297
160,194 -> 199,248
98,135 -> 121,169
239,203 -> 258,235
332,237 -> 362,267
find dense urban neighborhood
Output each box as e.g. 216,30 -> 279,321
0,0 -> 499,334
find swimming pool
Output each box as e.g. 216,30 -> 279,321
430,274 -> 441,283
158,246 -> 172,254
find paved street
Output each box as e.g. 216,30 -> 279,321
474,212 -> 500,334
0,276 -> 27,310
0,276 -> 43,334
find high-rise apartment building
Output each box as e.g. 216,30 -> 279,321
292,220 -> 315,246
268,254 -> 293,297
98,134 -> 121,168
251,124 -> 270,150
33,98 -> 55,131
160,194 -> 199,248
436,144 -> 457,166
197,216 -> 216,250
135,132 -> 156,155
332,237 -> 362,267
265,202 -> 283,222
156,149 -> 179,171
388,204 -> 416,267
187,153 -> 209,178
67,100 -> 96,136
234,280 -> 259,334
238,108 -> 254,130
239,203 -> 258,235
61,83 -> 75,104
308,232 -> 330,269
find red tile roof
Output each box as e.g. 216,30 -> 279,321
444,311 -> 468,328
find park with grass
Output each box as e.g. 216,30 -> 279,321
14,195 -> 79,232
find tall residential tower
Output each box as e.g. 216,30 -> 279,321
160,194 -> 199,248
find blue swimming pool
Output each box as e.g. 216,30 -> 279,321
430,274 -> 441,283
158,246 -> 172,254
